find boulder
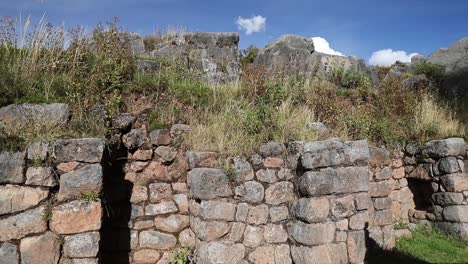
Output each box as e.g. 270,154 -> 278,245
427,37 -> 468,98
0,103 -> 70,129
150,32 -> 241,83
0,151 -> 25,184
58,164 -> 103,201
0,185 -> 49,215
53,138 -> 105,163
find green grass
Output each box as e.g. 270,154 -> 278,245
369,227 -> 468,264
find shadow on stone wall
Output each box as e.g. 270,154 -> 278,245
100,143 -> 132,264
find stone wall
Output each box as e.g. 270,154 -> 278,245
0,138 -> 105,264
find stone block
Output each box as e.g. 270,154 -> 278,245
179,228 -> 196,248
53,138 -> 105,163
423,138 -> 466,158
139,231 -> 177,250
302,139 -> 369,169
145,201 -> 178,216
347,231 -> 366,263
349,211 -> 369,230
173,194 -> 189,213
200,200 -> 236,221
264,224 -> 288,243
299,167 -> 369,197
188,168 -> 232,200
0,151 -> 25,184
256,169 -> 278,183
331,195 -> 355,218
0,185 -> 49,215
235,181 -> 264,203
148,183 -> 172,203
248,246 -> 275,264
236,203 -> 249,222
25,167 -> 57,186
243,225 -> 264,247
291,243 -> 348,264
275,244 -> 292,264
155,146 -> 178,163
264,157 -> 284,168
287,221 -> 335,246
373,209 -> 393,226
355,193 -> 371,210
63,232 -> 99,258
130,185 -> 148,203
369,180 -> 393,197
432,192 -> 464,206
0,242 -> 18,264
247,204 -> 269,225
186,151 -> 217,169
122,128 -> 148,150
439,157 -> 462,174
440,173 -> 468,192
134,249 -> 161,263
259,142 -> 285,157
265,181 -> 294,205
20,232 -> 60,264
191,217 -> 230,241
293,197 -> 329,223
232,156 -> 254,182
374,197 -> 393,210
154,214 -> 189,233
443,206 -> 468,222
270,206 -> 289,222
150,129 -> 171,146
50,201 -> 101,234
227,222 -> 245,242
197,241 -> 245,264
376,167 -> 392,180
0,206 -> 47,241
393,167 -> 405,179
58,164 -> 102,201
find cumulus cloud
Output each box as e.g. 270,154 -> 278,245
311,37 -> 345,56
369,49 -> 419,66
236,15 -> 266,35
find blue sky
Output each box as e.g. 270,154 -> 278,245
1,0 -> 467,65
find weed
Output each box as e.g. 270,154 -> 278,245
413,62 -> 445,86
173,247 -> 192,264
81,192 -> 100,201
31,158 -> 43,167
42,205 -> 53,221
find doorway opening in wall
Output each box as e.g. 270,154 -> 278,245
407,178 -> 433,211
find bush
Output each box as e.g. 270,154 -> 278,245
413,62 -> 445,85
240,45 -> 259,66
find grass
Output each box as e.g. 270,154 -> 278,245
369,227 -> 468,264
0,15 -> 466,155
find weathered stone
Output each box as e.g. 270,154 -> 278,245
232,156 -> 254,182
250,154 -> 264,170
134,249 -> 161,263
155,146 -> 178,163
0,206 -> 47,241
149,183 -> 172,203
336,219 -> 349,231
236,203 -> 249,222
265,181 -> 294,205
443,206 -> 468,222
369,180 -> 393,197
432,192 -> 464,206
0,242 -> 18,264
259,142 -> 285,157
170,124 -> 191,137
235,181 -> 264,203
145,201 -> 178,216
154,214 -> 189,233
393,167 -> 405,179
440,173 -> 468,192
423,138 -> 466,158
20,232 -> 60,264
63,232 -> 99,258
355,193 -> 371,210
394,229 -> 412,239
200,200 -> 236,221
56,161 -> 80,173
197,241 -> 245,264
191,217 -> 230,241
188,168 -> 232,199
264,224 -> 288,243
186,151 -> 217,169
369,147 -> 391,166
373,209 -> 393,226
336,231 -> 348,242
300,167 -> 369,196
349,211 -> 369,230
173,194 -> 189,213
439,157 -> 461,174
128,149 -> 153,161
247,204 -> 269,225
150,129 -> 172,146
293,197 -> 329,223
156,252 -> 175,264
302,139 -> 369,169
134,220 -> 154,230
374,197 -> 393,210
228,222 -> 246,242
130,185 -> 148,203
248,246 -> 275,264
0,151 -> 25,184
27,141 -> 49,161
0,185 -> 49,215
58,164 -> 102,201
0,103 -> 70,129
139,231 -> 177,250
53,138 -> 104,163
291,243 -> 348,264
286,141 -> 304,170
347,231 -> 366,263
382,225 -> 395,249
256,169 -> 278,183
264,157 -> 284,168
435,222 -> 468,239
287,221 -> 335,246
50,201 -> 101,234
376,167 -> 393,180
275,244 -> 292,264
179,228 -> 196,248
131,205 -> 144,219
407,165 -> 430,180
112,112 -> 134,131
243,225 -> 264,247
25,167 -> 56,186
270,206 -> 289,222
331,195 -> 355,218
123,128 -> 148,150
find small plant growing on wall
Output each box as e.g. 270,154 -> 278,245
173,247 -> 192,264
81,192 -> 100,201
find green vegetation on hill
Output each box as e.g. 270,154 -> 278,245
0,17 -> 466,154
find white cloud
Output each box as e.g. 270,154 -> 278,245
236,15 -> 266,35
311,37 -> 345,56
369,49 -> 419,66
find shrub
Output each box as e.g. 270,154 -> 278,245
413,62 -> 445,85
240,45 -> 259,66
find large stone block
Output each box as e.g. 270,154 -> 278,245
53,138 -> 105,163
25,167 -> 57,187
197,241 -> 245,264
243,225 -> 264,247
291,243 -> 348,264
148,183 -> 172,203
27,141 -> 49,161
299,167 -> 369,196
139,231 -> 177,250
301,139 -> 369,169
347,231 -> 366,263
0,103 -> 70,129
200,200 -> 236,221
58,164 -> 102,201
439,157 -> 462,174
287,221 -> 335,246
265,181 -> 294,205
440,173 -> 468,192
186,151 -> 217,169
443,206 -> 468,222
235,181 -> 264,203
432,192 -> 464,206
154,214 -> 189,233
247,205 -> 269,225
423,138 -> 466,158
369,180 -> 393,198
0,151 -> 25,184
63,232 -> 100,258
191,217 -> 230,241
292,197 -> 329,223
248,246 -> 275,264
50,200 -> 101,234
264,224 -> 288,243
232,156 -> 254,182
145,201 -> 178,216
0,242 -> 18,264
20,232 -> 60,264
0,206 -> 47,241
188,168 -> 232,200
435,222 -> 468,238
0,185 -> 49,215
